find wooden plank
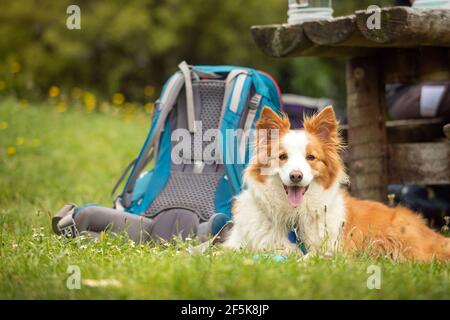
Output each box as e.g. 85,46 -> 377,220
346,56 -> 388,202
388,142 -> 450,185
250,24 -> 313,58
251,8 -> 450,58
344,142 -> 450,187
341,118 -> 446,143
355,7 -> 450,47
250,24 -> 373,57
302,15 -> 367,46
385,118 -> 446,143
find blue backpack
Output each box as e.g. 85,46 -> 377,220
115,62 -> 281,236
107,61 -> 282,239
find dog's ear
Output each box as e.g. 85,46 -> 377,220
303,106 -> 339,142
255,106 -> 290,132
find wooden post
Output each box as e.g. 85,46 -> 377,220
346,56 -> 388,202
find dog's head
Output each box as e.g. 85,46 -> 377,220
247,106 -> 343,208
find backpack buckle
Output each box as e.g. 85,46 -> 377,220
58,222 -> 79,238
249,94 -> 262,110
56,213 -> 79,238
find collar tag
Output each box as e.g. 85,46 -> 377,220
288,228 -> 308,255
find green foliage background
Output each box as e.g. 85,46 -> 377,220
0,0 -> 391,108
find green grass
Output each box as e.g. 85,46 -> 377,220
1,98 -> 449,299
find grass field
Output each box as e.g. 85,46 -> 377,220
1,98 -> 449,299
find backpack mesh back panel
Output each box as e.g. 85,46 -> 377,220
145,80 -> 226,222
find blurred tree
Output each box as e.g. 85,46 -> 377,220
0,0 -> 392,109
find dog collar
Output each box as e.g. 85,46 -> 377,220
288,228 -> 308,255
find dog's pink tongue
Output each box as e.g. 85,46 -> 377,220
287,186 -> 304,207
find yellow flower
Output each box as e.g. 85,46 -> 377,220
57,101 -> 68,113
0,121 -> 8,130
10,62 -> 21,74
144,85 -> 155,97
48,86 -> 60,98
16,136 -> 25,145
112,93 -> 125,106
144,102 -> 154,114
6,146 -> 16,155
83,91 -> 96,113
30,138 -> 41,147
0,80 -> 5,91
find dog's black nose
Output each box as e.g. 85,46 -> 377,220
289,170 -> 303,183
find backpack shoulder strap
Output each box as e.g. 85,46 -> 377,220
219,69 -> 253,194
220,69 -> 282,195
238,93 -> 262,158
178,61 -> 196,133
111,157 -> 136,201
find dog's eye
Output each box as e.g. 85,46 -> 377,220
306,154 -> 315,161
279,153 -> 288,161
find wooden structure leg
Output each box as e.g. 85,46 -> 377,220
346,56 -> 388,202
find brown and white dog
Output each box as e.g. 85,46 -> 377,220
223,106 -> 450,262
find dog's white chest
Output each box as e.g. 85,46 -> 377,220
297,188 -> 346,254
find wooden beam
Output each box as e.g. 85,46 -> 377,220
251,8 -> 450,58
250,24 -> 313,58
388,142 -> 450,185
346,56 -> 388,202
385,118 -> 446,143
341,117 -> 447,143
302,15 -> 364,46
355,7 -> 450,47
251,24 -> 373,57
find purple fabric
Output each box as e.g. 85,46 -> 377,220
283,103 -> 317,129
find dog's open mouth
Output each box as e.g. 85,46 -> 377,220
283,185 -> 309,208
